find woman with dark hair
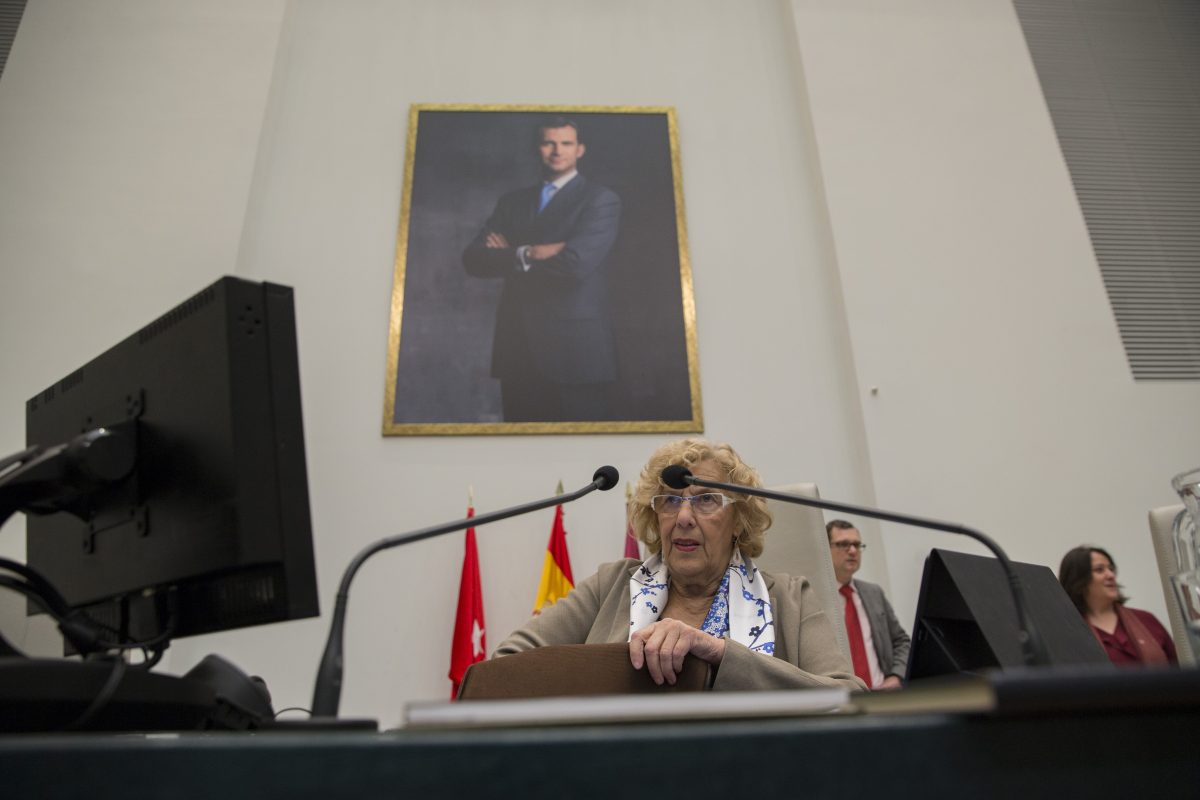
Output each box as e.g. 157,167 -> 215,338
1058,546 -> 1177,667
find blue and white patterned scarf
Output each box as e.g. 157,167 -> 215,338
628,549 -> 775,655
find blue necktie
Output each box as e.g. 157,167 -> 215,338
538,182 -> 556,213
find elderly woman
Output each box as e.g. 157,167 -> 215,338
1058,545 -> 1177,667
494,438 -> 864,692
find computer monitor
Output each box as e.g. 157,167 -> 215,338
905,548 -> 1109,681
18,276 -> 319,652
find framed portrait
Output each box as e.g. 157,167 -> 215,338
382,104 -> 703,435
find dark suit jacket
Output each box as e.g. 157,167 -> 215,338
462,174 -> 621,385
853,579 -> 911,680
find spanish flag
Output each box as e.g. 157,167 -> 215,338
533,504 -> 574,613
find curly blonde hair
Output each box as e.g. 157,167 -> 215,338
630,438 -> 772,558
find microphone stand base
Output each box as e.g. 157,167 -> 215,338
268,716 -> 379,732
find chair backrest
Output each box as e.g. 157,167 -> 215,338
750,483 -> 850,664
457,642 -> 709,700
1147,504 -> 1197,665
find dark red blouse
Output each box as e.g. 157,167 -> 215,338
1091,606 -> 1178,666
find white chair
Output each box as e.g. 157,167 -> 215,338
1147,504 -> 1196,666
752,483 -> 850,665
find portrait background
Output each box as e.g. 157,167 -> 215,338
386,106 -> 700,432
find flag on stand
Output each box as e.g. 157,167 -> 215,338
449,504 -> 486,699
624,518 -> 640,560
533,503 -> 574,614
623,481 -> 640,560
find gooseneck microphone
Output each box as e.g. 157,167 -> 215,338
660,465 -> 1050,668
310,466 -> 619,719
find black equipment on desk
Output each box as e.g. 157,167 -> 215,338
0,654 -> 273,733
906,549 -> 1109,681
0,276 -> 319,731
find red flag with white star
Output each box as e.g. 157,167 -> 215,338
449,507 -> 486,699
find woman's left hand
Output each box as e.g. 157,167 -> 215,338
629,618 -> 726,685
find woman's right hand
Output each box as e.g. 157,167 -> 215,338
629,618 -> 725,685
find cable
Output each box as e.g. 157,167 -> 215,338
273,706 -> 313,719
0,562 -> 178,656
0,575 -> 60,618
62,656 -> 127,731
0,572 -> 108,654
0,557 -> 71,616
136,644 -> 166,670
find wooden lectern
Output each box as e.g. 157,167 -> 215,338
457,643 -> 711,700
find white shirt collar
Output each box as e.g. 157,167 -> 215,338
545,170 -> 578,190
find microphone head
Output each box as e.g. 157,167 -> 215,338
592,465 -> 619,491
660,464 -> 692,490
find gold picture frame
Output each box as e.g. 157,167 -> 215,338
382,104 -> 702,435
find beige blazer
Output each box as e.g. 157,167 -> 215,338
494,558 -> 865,693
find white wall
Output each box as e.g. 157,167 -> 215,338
0,0 -> 872,725
789,0 -> 1200,623
0,0 -> 1192,726
0,0 -> 287,653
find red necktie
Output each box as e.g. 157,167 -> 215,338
839,583 -> 872,686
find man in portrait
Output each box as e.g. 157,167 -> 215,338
462,116 -> 622,423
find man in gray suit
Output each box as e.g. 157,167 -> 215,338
463,116 -> 621,423
827,519 -> 910,689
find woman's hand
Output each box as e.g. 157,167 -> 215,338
629,619 -> 726,685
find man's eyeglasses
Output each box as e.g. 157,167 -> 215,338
650,493 -> 738,517
831,541 -> 866,551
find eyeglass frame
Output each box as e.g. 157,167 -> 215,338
650,493 -> 739,516
830,541 -> 867,551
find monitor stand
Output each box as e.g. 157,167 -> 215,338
0,657 -> 219,733
0,655 -> 379,733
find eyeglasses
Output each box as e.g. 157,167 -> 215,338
831,541 -> 866,551
650,493 -> 738,516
